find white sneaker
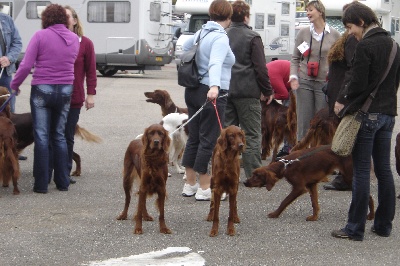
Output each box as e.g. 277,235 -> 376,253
182,183 -> 199,197
221,192 -> 227,201
195,188 -> 211,201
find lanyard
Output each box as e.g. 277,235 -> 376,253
307,30 -> 325,65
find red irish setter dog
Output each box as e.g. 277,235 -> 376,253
144,89 -> 188,117
0,87 -> 20,195
261,91 -> 297,163
207,125 -> 245,236
291,107 -> 340,151
117,124 -> 171,234
244,145 -> 375,221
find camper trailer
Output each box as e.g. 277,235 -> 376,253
1,0 -> 175,76
174,0 -> 296,67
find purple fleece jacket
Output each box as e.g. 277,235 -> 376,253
11,24 -> 79,90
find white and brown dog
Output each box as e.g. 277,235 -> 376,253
161,113 -> 188,174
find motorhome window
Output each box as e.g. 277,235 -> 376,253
282,2 -> 290,15
255,13 -> 264,30
281,24 -> 289,37
396,19 -> 399,32
26,1 -> 50,19
0,2 -> 12,16
267,14 -> 275,26
88,1 -> 130,23
188,15 -> 209,33
150,2 -> 161,22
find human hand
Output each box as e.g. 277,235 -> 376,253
289,78 -> 299,90
11,89 -> 20,96
265,94 -> 274,105
207,86 -> 219,100
0,56 -> 11,68
334,101 -> 344,116
85,95 -> 95,110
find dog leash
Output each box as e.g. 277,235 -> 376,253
212,98 -> 223,130
278,145 -> 331,169
169,93 -> 228,135
0,92 -> 15,113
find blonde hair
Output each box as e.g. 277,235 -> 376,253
65,5 -> 84,37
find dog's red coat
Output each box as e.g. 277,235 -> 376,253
117,124 -> 171,234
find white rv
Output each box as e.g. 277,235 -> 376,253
1,0 -> 175,76
174,0 -> 296,67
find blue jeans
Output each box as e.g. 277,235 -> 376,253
0,71 -> 14,113
344,113 -> 396,240
30,84 -> 73,192
65,108 -> 81,173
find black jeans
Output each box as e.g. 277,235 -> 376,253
182,84 -> 227,174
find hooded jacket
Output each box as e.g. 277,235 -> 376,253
183,21 -> 235,91
337,27 -> 400,116
11,24 -> 79,90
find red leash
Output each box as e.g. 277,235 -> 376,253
212,99 -> 223,130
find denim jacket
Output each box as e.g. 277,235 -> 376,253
0,13 -> 22,76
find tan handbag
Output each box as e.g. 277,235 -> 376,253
331,111 -> 363,156
331,39 -> 397,156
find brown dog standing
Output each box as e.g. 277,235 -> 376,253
117,124 -> 171,234
244,145 -> 375,221
207,125 -> 245,236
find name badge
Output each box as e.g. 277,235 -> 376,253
297,41 -> 310,56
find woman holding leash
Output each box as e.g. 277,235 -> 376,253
331,1 -> 400,241
181,0 -> 235,201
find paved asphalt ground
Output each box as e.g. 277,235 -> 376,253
1,63 -> 400,266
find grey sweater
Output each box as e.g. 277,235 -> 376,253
290,25 -> 340,81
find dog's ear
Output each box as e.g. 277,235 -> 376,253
265,171 -> 278,191
142,127 -> 149,148
164,91 -> 173,108
217,129 -> 228,151
162,128 -> 171,152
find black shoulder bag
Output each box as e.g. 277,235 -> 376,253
177,30 -> 213,89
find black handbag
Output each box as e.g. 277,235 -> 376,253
177,30 -> 213,88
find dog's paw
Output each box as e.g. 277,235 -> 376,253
71,170 -> 81,176
160,227 -> 172,234
209,229 -> 218,237
134,228 -> 143,234
206,215 -> 213,222
226,227 -> 236,236
177,168 -> 185,174
306,215 -> 318,221
143,215 -> 154,221
116,213 -> 127,220
168,172 -> 172,177
267,212 -> 280,218
367,212 -> 375,220
233,216 -> 240,223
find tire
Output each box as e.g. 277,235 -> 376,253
99,68 -> 118,77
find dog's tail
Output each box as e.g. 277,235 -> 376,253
291,124 -> 317,151
74,124 -> 102,143
286,90 -> 297,145
0,137 -> 20,183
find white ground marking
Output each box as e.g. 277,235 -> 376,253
84,247 -> 205,266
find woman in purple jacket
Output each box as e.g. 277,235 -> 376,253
11,4 -> 79,193
64,5 -> 97,184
